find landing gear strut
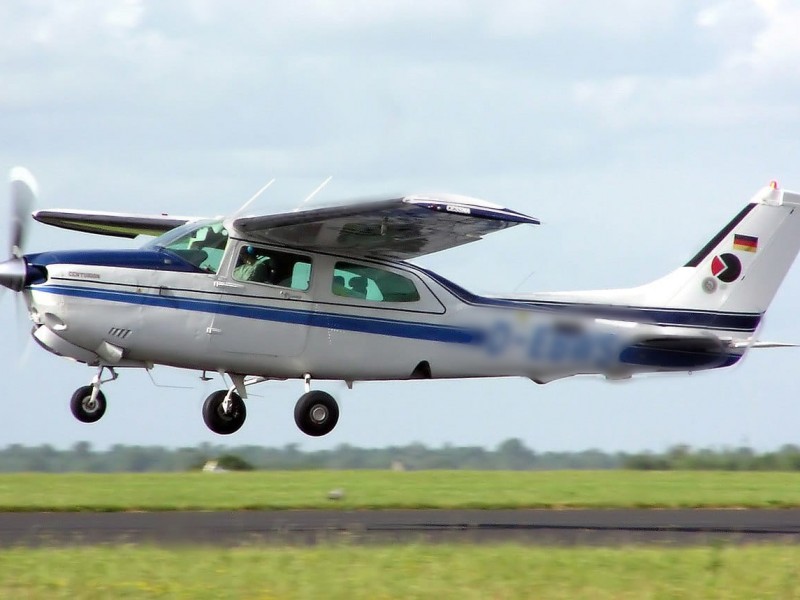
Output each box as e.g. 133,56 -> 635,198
294,374 -> 339,437
70,366 -> 117,423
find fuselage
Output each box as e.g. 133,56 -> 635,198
21,236 -> 748,385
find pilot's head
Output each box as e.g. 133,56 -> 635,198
241,246 -> 257,263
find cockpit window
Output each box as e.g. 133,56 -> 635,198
332,262 -> 420,302
233,245 -> 312,290
144,220 -> 228,273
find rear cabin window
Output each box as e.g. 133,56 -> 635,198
233,245 -> 312,291
332,262 -> 420,303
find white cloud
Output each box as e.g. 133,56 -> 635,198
736,0 -> 800,73
571,0 -> 800,130
487,0 -> 679,38
695,0 -> 759,29
1,0 -> 799,181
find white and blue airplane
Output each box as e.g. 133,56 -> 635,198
1,168 -> 798,437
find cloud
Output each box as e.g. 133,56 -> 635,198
571,0 -> 800,131
486,0 -> 680,38
735,0 -> 800,73
1,0 -> 799,188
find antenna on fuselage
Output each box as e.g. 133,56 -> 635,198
293,176 -> 332,212
230,178 -> 276,219
512,269 -> 537,293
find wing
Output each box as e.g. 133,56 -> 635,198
32,209 -> 202,239
232,193 -> 539,260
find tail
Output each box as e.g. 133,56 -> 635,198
529,183 -> 800,335
651,182 -> 800,314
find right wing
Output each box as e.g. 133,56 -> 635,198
32,209 -> 202,239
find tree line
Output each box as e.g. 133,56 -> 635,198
0,440 -> 799,472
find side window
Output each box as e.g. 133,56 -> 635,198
332,262 -> 420,303
233,245 -> 312,291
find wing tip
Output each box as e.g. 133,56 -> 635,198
405,196 -> 540,225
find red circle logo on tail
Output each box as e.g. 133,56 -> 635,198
711,253 -> 742,283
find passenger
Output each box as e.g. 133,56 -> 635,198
349,276 -> 368,299
332,275 -> 347,296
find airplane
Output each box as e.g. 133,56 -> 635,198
1,167 -> 798,437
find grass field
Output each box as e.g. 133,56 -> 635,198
0,470 -> 798,511
1,544 -> 799,599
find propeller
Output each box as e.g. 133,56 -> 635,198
0,167 -> 38,292
9,167 -> 36,257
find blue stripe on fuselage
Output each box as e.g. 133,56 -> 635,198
26,249 -> 203,273
35,284 -> 482,345
418,268 -> 761,333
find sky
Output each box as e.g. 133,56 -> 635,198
1,0 -> 799,452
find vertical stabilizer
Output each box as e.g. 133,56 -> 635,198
658,183 -> 800,314
527,183 -> 800,324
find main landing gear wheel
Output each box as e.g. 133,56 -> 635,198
70,386 -> 107,423
294,390 -> 339,437
203,390 -> 247,435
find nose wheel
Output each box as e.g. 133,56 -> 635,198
69,366 -> 116,423
70,386 -> 107,423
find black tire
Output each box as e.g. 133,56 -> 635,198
70,386 -> 107,423
202,390 -> 246,435
294,390 -> 339,437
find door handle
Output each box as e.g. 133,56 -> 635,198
214,280 -> 244,289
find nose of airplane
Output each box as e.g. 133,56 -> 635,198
0,257 -> 28,291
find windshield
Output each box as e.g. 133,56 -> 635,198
143,220 -> 228,273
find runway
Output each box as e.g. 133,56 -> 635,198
1,509 -> 800,546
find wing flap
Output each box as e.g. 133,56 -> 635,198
33,209 -> 199,239
232,194 -> 539,259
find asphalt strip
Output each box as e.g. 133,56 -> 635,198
1,509 -> 800,546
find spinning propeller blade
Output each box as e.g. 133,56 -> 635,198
9,166 -> 37,258
0,167 -> 38,292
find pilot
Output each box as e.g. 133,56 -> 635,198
234,246 -> 259,281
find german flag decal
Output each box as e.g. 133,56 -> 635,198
733,234 -> 758,253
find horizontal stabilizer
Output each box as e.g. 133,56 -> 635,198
730,340 -> 800,349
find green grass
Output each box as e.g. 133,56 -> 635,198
1,544 -> 799,599
0,470 -> 798,511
